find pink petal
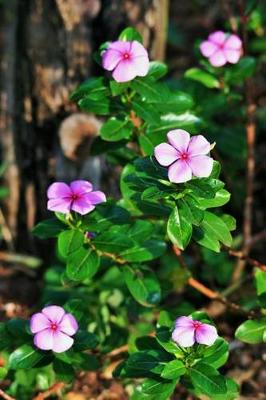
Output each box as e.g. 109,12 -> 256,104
130,40 -> 148,58
85,191 -> 106,205
52,331 -> 74,353
108,40 -> 131,53
224,48 -> 241,64
112,59 -> 137,83
167,129 -> 190,153
208,31 -> 226,45
225,34 -> 242,49
130,55 -> 149,77
172,326 -> 195,347
168,159 -> 192,183
195,323 -> 218,346
175,316 -> 194,328
102,48 -> 123,71
200,41 -> 218,57
59,313 -> 79,336
154,143 -> 178,166
34,328 -> 54,351
71,198 -> 95,215
70,180 -> 93,195
188,135 -> 211,156
30,313 -> 50,334
47,198 -> 72,214
42,305 -> 65,324
188,155 -> 213,178
47,182 -> 71,199
209,50 -> 227,67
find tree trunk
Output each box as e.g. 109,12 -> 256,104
0,0 -> 168,256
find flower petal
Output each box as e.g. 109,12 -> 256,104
225,34 -> 242,50
188,135 -> 211,156
34,328 -> 54,350
71,198 -> 95,215
70,180 -> 93,195
131,40 -> 148,58
188,155 -> 213,178
224,48 -> 241,64
52,331 -> 74,353
59,313 -> 79,336
208,31 -> 226,45
47,182 -> 71,199
168,159 -> 192,183
130,55 -> 149,77
195,323 -> 218,346
109,40 -> 131,53
200,41 -> 218,57
154,143 -> 178,166
112,59 -> 137,83
167,129 -> 190,152
102,48 -> 123,71
30,313 -> 50,334
47,198 -> 72,214
85,191 -> 106,205
175,316 -> 194,328
209,50 -> 227,67
42,305 -> 65,324
172,326 -> 195,347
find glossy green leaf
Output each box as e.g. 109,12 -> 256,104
123,265 -> 161,307
53,359 -> 74,383
185,68 -> 220,88
190,362 -> 227,395
167,205 -> 192,250
66,247 -> 100,281
235,318 -> 266,344
121,239 -> 166,262
161,359 -> 186,379
148,61 -> 168,79
9,345 -> 44,370
100,117 -> 133,142
119,27 -> 143,43
32,218 -> 65,239
58,229 -> 84,258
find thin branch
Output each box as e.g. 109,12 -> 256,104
173,246 -> 257,318
33,383 -> 65,400
0,389 -> 15,400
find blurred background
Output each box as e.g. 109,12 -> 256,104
0,1 -> 266,398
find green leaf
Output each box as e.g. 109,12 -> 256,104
74,330 -> 99,351
119,27 -> 143,43
185,68 -> 220,89
148,61 -> 168,79
225,57 -> 256,83
142,378 -> 177,398
32,218 -> 65,239
167,205 -> 192,250
53,359 -> 74,383
110,80 -> 129,96
9,345 -> 44,369
194,211 -> 232,252
201,338 -> 229,369
66,247 -> 100,281
190,362 -> 227,395
79,95 -> 110,115
235,318 -> 266,344
194,189 -> 231,209
121,239 -> 166,262
161,359 -> 186,379
126,352 -> 163,376
70,77 -> 108,102
93,231 -> 134,253
255,269 -> 266,307
132,101 -> 161,124
58,229 -> 84,258
131,78 -> 170,102
123,265 -> 161,307
100,117 -> 133,142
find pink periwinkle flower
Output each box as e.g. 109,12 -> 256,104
102,40 -> 149,83
154,129 -> 214,183
30,305 -> 78,353
172,316 -> 218,347
200,31 -> 242,67
47,180 -> 106,215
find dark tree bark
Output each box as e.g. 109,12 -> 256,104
0,0 -> 168,256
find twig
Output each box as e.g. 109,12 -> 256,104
227,249 -> 266,271
173,246 -> 257,317
33,383 -> 65,400
0,389 -> 15,400
246,229 -> 266,247
232,0 -> 257,282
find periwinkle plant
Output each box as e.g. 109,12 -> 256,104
1,25 -> 264,400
